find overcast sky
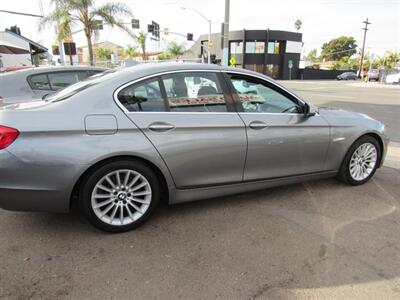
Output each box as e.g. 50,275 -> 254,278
0,0 -> 399,56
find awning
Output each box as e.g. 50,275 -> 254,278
0,40 -> 30,54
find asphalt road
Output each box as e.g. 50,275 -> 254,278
0,81 -> 399,300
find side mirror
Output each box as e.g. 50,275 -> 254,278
304,103 -> 316,117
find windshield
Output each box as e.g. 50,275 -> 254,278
44,69 -> 119,103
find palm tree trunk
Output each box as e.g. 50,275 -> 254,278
86,32 -> 94,66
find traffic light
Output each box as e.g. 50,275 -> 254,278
147,24 -> 154,33
187,33 -> 193,41
131,19 -> 140,29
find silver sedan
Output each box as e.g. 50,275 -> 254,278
0,63 -> 389,232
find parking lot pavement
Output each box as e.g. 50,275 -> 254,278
0,81 -> 399,300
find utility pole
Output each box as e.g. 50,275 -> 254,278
358,18 -> 371,78
222,0 -> 230,66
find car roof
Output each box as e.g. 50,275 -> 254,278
1,65 -> 108,77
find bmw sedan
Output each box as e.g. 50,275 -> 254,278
0,63 -> 389,232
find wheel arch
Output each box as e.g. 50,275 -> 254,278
70,155 -> 170,209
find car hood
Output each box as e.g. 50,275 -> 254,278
317,106 -> 373,120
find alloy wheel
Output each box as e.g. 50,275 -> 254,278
91,169 -> 152,226
349,142 -> 377,181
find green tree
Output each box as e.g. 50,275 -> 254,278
294,19 -> 302,32
95,47 -> 112,60
157,52 -> 172,60
134,32 -> 147,60
40,0 -> 132,66
124,44 -> 139,59
306,49 -> 318,62
321,36 -> 357,61
166,41 -> 186,59
378,51 -> 400,70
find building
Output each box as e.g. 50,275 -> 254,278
77,41 -> 125,64
186,29 -> 302,80
0,30 -> 48,69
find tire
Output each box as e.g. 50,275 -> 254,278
79,160 -> 160,233
337,136 -> 381,186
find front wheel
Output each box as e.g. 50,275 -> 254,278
337,136 -> 381,185
80,160 -> 160,233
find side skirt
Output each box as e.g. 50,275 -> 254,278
168,171 -> 338,204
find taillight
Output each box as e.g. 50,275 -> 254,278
0,125 -> 19,149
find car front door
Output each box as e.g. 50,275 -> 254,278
116,71 -> 247,188
225,72 -> 330,181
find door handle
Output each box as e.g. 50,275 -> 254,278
249,121 -> 268,129
148,122 -> 175,132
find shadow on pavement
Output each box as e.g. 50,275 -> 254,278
1,166 -> 399,299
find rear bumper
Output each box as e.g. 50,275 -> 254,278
0,149 -> 82,213
0,188 -> 69,213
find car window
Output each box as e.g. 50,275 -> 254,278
48,71 -> 88,90
228,74 -> 303,114
29,74 -> 51,90
117,78 -> 166,112
161,72 -> 228,112
45,69 -> 118,103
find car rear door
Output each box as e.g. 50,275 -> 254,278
115,70 -> 247,189
225,72 -> 330,181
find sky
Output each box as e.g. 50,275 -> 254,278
0,0 -> 399,57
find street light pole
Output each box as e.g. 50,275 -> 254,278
222,0 -> 230,66
181,7 -> 211,64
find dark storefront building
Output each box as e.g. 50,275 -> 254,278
188,29 -> 302,80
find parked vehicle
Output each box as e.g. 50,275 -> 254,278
367,69 -> 379,81
336,72 -> 357,80
0,66 -> 107,104
0,63 -> 389,232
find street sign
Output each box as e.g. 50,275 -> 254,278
288,59 -> 293,69
229,57 -> 236,67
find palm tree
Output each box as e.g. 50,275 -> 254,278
40,0 -> 132,66
294,19 -> 302,32
134,32 -> 147,61
124,44 -> 139,59
167,41 -> 186,59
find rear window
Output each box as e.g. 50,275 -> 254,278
44,69 -> 118,103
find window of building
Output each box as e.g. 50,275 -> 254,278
285,41 -> 302,53
265,64 -> 280,79
117,78 -> 166,112
245,41 -> 265,54
230,41 -> 243,54
267,41 -> 280,54
161,72 -> 227,112
228,74 -> 302,114
245,64 -> 264,74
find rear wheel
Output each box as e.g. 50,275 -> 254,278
337,136 -> 381,185
80,160 -> 160,233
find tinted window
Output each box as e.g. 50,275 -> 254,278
48,71 -> 88,90
118,78 -> 165,112
229,74 -> 302,114
29,74 -> 51,90
161,72 -> 228,112
45,69 -> 118,103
